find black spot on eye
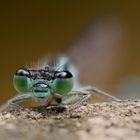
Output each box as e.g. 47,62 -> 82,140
54,71 -> 73,79
15,68 -> 31,77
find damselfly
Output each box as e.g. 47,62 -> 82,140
4,56 -> 121,112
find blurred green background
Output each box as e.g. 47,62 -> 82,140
0,1 -> 140,104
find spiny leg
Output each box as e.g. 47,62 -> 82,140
8,93 -> 33,109
61,86 -> 121,112
61,91 -> 91,112
74,86 -> 121,101
69,93 -> 91,112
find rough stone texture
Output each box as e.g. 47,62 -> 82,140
0,100 -> 140,140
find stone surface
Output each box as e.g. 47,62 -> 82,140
0,100 -> 140,140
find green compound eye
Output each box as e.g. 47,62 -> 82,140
52,71 -> 74,95
13,69 -> 32,93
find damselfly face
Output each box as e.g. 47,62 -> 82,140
13,67 -> 74,98
32,80 -> 51,98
